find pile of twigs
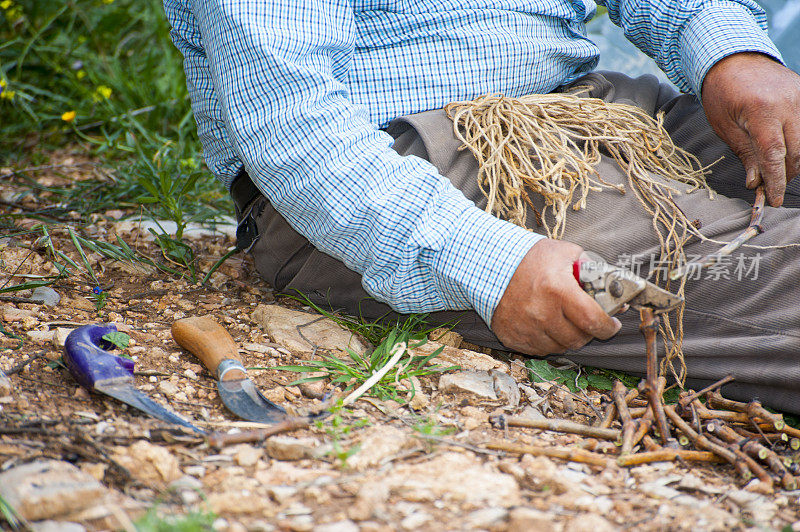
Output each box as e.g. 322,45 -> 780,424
490,308 -> 799,494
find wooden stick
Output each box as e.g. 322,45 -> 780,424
596,401 -> 617,429
596,388 -> 638,428
663,405 -> 750,479
707,419 -> 795,490
669,186 -> 765,281
617,449 -> 725,467
755,423 -> 800,440
487,442 -> 610,467
707,391 -> 784,430
499,416 -> 621,441
677,376 -> 734,410
704,431 -> 773,490
206,417 -> 310,449
640,308 -> 674,447
614,380 -> 637,455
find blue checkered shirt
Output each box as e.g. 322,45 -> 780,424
163,0 -> 780,326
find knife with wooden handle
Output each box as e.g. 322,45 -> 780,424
172,316 -> 287,424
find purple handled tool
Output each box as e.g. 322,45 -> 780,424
63,324 -> 205,434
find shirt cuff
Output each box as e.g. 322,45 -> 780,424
431,206 -> 545,326
680,3 -> 783,97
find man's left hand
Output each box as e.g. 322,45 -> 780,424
701,52 -> 800,207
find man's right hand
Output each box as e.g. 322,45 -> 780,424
491,239 -> 622,356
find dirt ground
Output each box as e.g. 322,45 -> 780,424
2,158 -> 800,532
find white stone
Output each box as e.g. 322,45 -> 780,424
158,380 -> 179,397
252,304 -> 370,355
439,370 -> 497,399
313,520 -> 360,532
0,460 -> 106,521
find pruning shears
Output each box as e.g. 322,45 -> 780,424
573,251 -> 683,315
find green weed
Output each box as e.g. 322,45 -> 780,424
133,505 -> 216,532
275,314 -> 457,403
315,400 -> 369,468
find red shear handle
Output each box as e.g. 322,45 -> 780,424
573,258 -> 588,283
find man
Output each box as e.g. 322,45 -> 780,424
163,1 -> 800,412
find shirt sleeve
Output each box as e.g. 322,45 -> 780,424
162,0 -> 543,325
597,0 -> 784,95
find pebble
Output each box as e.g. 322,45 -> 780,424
400,511 -> 431,530
251,304 -> 370,355
2,307 -> 34,322
31,286 -> 61,306
111,440 -> 181,486
490,370 -> 520,408
313,520 -> 359,532
439,370 -> 498,399
26,329 -> 54,343
464,507 -> 508,528
507,507 -> 557,532
52,327 -> 73,347
265,436 -> 319,461
183,369 -> 198,380
233,444 -> 264,467
346,425 -> 410,471
158,380 -> 179,396
268,485 -> 298,503
31,521 -> 85,532
0,460 -> 107,521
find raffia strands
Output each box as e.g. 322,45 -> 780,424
445,92 -> 716,384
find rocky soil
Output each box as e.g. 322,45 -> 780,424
2,159 -> 800,531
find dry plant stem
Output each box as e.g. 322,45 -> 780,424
617,449 -> 724,467
663,405 -> 751,480
755,423 -> 800,439
641,308 -> 673,446
677,375 -> 735,410
597,401 -> 617,429
731,426 -> 788,444
641,434 -> 661,452
597,388 -> 638,428
206,417 -> 310,449
501,416 -> 621,441
704,431 -> 773,489
706,419 -> 796,490
669,186 -> 765,281
614,380 -> 637,455
707,390 -> 784,430
488,441 -> 610,467
631,408 -> 654,449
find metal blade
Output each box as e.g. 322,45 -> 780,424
218,378 -> 287,424
97,382 -> 205,434
629,283 -> 684,312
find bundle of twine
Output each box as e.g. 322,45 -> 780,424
445,91 -> 717,383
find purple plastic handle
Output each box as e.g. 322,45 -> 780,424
63,324 -> 134,390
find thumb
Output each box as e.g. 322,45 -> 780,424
724,124 -> 762,189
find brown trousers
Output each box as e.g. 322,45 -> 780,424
234,72 -> 800,413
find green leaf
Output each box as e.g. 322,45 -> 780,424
586,373 -> 615,391
526,359 -> 570,383
102,331 -> 130,350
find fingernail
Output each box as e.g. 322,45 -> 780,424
746,169 -> 756,187
612,317 -> 622,331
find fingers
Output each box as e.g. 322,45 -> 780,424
746,116 -> 787,206
784,120 -> 800,184
723,124 -> 762,189
562,285 -> 622,340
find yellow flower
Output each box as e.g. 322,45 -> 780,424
93,85 -> 112,101
61,110 -> 76,122
0,90 -> 15,100
76,70 -> 86,80
102,0 -> 114,4
0,1 -> 12,10
0,79 -> 5,88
